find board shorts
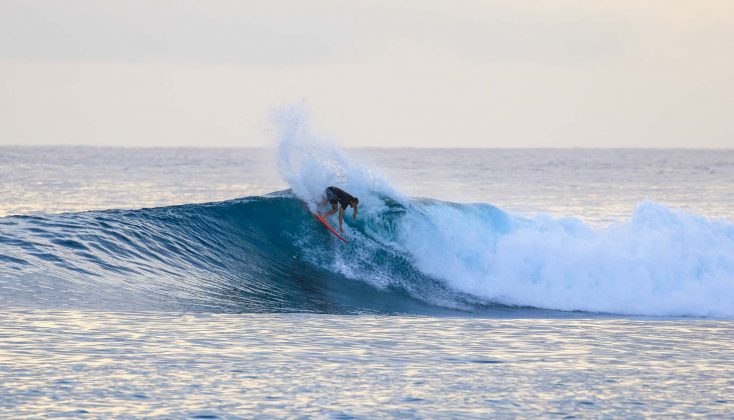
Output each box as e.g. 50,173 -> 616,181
326,187 -> 338,203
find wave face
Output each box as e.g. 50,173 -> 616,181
2,190 -> 734,317
0,193 -> 460,314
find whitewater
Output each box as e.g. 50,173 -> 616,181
2,124 -> 734,417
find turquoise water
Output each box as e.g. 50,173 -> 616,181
2,145 -> 734,417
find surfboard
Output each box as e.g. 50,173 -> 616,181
315,214 -> 349,243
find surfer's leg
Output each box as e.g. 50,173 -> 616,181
338,206 -> 345,232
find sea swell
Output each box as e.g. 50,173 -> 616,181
1,191 -> 733,317
0,193 -> 441,314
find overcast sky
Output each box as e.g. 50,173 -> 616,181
1,0 -> 732,148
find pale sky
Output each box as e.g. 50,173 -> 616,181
1,0 -> 732,148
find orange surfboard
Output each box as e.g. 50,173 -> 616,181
315,214 -> 349,243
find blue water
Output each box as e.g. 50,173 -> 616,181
3,192 -> 734,318
2,139 -> 734,416
1,193 -> 464,315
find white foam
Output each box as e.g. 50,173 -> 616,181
400,200 -> 734,317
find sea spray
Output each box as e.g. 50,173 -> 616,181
271,112 -> 734,317
273,105 -> 404,214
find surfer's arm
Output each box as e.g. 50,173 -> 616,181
353,205 -> 358,220
325,203 -> 338,216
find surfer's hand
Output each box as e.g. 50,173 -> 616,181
339,227 -> 344,233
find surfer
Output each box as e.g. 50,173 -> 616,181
319,186 -> 359,233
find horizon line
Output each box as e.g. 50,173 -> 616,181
2,144 -> 733,151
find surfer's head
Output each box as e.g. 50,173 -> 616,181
350,197 -> 359,208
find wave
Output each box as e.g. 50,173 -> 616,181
2,111 -> 733,317
1,190 -> 733,317
0,192 -> 457,314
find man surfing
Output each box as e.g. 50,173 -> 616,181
319,186 -> 359,233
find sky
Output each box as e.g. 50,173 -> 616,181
1,0 -> 732,148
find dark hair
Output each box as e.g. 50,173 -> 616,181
352,197 -> 359,205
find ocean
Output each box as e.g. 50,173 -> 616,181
1,140 -> 733,416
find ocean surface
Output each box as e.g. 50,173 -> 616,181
2,140 -> 734,416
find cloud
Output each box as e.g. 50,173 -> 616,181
1,1 -> 733,147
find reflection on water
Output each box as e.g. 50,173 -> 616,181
2,309 -> 732,417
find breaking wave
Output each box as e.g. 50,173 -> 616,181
1,110 -> 732,317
